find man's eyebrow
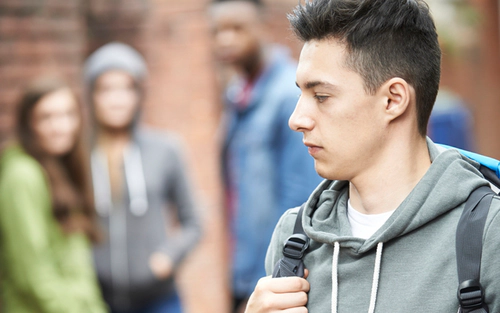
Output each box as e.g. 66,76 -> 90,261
296,81 -> 336,90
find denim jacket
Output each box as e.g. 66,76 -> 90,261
222,46 -> 322,298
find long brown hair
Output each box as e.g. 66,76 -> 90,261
16,77 -> 101,242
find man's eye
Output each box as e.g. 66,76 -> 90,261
314,95 -> 328,103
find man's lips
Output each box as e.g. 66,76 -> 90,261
304,141 -> 322,155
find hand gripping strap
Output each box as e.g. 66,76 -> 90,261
272,204 -> 309,278
456,186 -> 494,313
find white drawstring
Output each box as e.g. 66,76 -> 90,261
331,242 -> 340,313
368,242 -> 384,313
331,241 -> 384,313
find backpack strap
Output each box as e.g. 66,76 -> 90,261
456,185 -> 494,313
272,204 -> 309,278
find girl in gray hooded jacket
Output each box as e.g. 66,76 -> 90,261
84,42 -> 201,313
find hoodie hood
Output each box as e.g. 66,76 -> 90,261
83,42 -> 147,131
83,42 -> 147,88
302,138 -> 489,253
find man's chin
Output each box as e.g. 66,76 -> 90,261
314,163 -> 328,179
315,163 -> 344,181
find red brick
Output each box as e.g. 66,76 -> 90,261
0,16 -> 24,39
0,0 -> 43,14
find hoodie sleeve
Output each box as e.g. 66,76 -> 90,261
0,156 -> 107,313
160,141 -> 202,267
481,196 -> 500,311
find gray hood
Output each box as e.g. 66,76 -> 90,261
83,42 -> 147,88
83,42 -> 147,130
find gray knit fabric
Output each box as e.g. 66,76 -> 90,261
83,42 -> 147,87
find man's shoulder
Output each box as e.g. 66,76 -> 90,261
275,207 -> 303,238
268,60 -> 297,91
263,47 -> 297,90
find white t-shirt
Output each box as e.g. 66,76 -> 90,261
347,199 -> 395,239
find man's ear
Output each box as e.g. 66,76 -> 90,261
379,77 -> 412,121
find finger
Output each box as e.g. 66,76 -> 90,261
247,291 -> 308,312
282,307 -> 308,313
304,269 -> 309,279
270,291 -> 308,309
258,276 -> 310,293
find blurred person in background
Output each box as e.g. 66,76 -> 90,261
0,77 -> 107,313
83,42 -> 201,313
209,1 -> 322,312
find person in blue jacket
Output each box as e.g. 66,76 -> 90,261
209,0 -> 322,311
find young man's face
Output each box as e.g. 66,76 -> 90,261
290,39 -> 388,181
93,70 -> 139,131
209,1 -> 262,66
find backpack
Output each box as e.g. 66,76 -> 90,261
272,146 -> 500,313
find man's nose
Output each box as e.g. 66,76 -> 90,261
289,97 -> 314,132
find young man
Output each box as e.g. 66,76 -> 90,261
246,0 -> 500,312
84,42 -> 201,313
209,0 -> 322,311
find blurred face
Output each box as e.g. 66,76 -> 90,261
290,39 -> 387,180
93,70 -> 139,130
210,1 -> 263,65
31,88 -> 80,157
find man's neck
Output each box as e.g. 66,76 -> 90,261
349,135 -> 431,215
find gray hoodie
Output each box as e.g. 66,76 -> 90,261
265,139 -> 500,313
84,42 -> 201,311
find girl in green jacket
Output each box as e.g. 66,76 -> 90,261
0,78 -> 107,313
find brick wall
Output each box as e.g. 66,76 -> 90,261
0,0 -> 87,143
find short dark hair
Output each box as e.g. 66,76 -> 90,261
289,0 -> 441,136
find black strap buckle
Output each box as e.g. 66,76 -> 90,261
458,280 -> 488,312
282,234 -> 309,259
